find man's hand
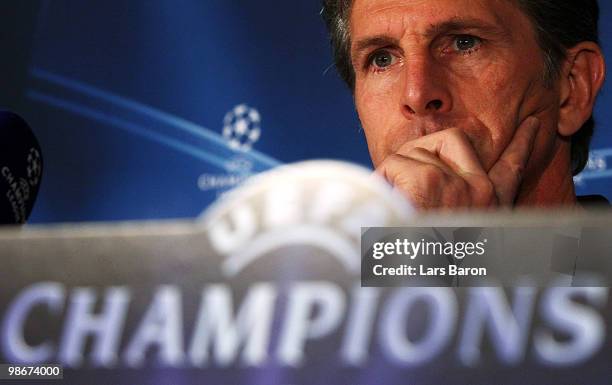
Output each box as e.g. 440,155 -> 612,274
375,117 -> 540,210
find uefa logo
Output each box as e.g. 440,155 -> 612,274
222,104 -> 261,152
197,104 -> 263,193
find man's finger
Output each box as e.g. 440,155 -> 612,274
488,116 -> 540,205
396,127 -> 486,177
375,153 -> 449,209
400,147 -> 454,175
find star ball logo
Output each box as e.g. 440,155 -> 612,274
222,104 -> 262,152
197,104 -> 262,193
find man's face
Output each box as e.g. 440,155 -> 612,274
351,0 -> 560,174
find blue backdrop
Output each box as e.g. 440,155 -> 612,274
7,1 -> 611,223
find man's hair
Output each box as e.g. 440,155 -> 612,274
321,0 -> 600,175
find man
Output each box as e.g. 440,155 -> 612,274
322,0 -> 606,210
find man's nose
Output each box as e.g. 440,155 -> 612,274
401,56 -> 452,117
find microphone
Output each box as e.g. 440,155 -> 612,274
0,111 -> 43,224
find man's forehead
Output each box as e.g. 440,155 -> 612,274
350,0 -> 522,40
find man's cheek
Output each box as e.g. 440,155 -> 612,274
357,106 -> 391,166
467,132 -> 495,169
454,117 -> 501,171
357,96 -> 404,164
461,91 -> 525,169
362,120 -> 412,167
527,115 -> 561,173
482,118 -> 524,171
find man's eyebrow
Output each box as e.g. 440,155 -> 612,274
351,17 -> 511,57
352,36 -> 401,58
425,17 -> 511,39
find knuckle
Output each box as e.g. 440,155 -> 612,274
406,147 -> 430,158
384,153 -> 404,164
376,154 -> 403,174
475,176 -> 495,196
420,165 -> 445,190
474,178 -> 497,205
504,160 -> 524,181
512,164 -> 525,181
460,173 -> 496,207
445,127 -> 468,143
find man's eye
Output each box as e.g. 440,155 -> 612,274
370,51 -> 396,69
453,35 -> 481,53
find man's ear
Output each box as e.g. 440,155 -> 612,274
558,42 -> 606,136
